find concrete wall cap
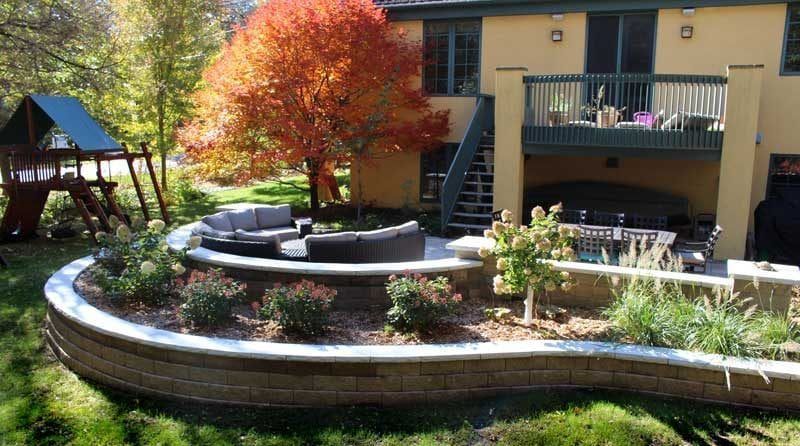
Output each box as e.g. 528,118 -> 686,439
45,256 -> 800,381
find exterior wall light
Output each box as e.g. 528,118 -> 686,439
682,7 -> 696,17
552,30 -> 563,42
681,25 -> 694,39
551,13 -> 564,21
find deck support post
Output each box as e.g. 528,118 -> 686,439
715,65 -> 763,260
493,67 -> 527,224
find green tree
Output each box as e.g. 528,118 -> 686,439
112,0 -> 225,190
0,0 -> 118,121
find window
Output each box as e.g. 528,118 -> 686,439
423,20 -> 481,95
420,144 -> 458,202
782,4 -> 800,74
766,154 -> 800,199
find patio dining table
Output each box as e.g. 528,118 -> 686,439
562,224 -> 678,247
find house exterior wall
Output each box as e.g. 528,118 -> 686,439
356,4 -> 800,258
524,157 -> 721,215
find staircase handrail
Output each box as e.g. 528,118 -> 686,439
440,95 -> 494,231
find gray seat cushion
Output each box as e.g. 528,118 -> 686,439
226,208 -> 259,231
395,221 -> 419,236
201,212 -> 234,232
234,229 -> 283,245
358,227 -> 399,241
305,231 -> 358,251
193,222 -> 236,240
236,227 -> 298,242
254,204 -> 293,228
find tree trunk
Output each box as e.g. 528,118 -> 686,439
355,157 -> 363,226
307,157 -> 320,211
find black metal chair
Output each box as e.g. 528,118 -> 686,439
621,228 -> 659,254
561,209 -> 587,225
593,211 -> 625,228
674,225 -> 724,273
578,225 -> 615,263
631,214 -> 668,231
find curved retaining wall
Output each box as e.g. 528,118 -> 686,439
46,257 -> 800,409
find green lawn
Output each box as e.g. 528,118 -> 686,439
2,177 -> 800,445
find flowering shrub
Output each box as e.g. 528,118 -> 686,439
179,269 -> 246,327
92,217 -> 191,306
481,206 -> 576,320
260,280 -> 336,336
385,272 -> 462,332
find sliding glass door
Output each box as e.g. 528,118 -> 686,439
586,13 -> 656,121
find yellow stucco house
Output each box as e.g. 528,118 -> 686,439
353,0 -> 800,261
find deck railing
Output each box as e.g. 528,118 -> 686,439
523,73 -> 727,151
8,150 -> 75,185
441,95 -> 494,231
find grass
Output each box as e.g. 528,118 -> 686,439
2,177 -> 800,445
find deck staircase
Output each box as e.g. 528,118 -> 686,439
440,95 -> 496,236
446,133 -> 494,234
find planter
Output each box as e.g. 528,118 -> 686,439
548,111 -> 569,127
596,109 -> 620,128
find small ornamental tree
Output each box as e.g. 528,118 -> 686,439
179,0 -> 450,210
479,205 -> 578,324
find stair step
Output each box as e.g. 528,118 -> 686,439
447,222 -> 491,230
463,181 -> 493,186
470,162 -> 494,167
452,212 -> 493,219
456,201 -> 493,207
467,171 -> 493,176
459,191 -> 494,197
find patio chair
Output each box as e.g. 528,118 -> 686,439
631,214 -> 668,231
621,229 -> 659,254
593,211 -> 625,228
674,225 -> 724,273
561,209 -> 587,225
578,225 -> 615,263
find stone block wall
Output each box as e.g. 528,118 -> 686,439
46,305 -> 800,410
185,259 -> 486,310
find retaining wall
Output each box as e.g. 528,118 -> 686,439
45,257 -> 800,410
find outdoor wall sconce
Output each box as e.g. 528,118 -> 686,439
552,30 -> 563,42
681,26 -> 694,39
682,7 -> 696,17
551,13 -> 564,21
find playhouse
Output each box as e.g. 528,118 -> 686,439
0,95 -> 168,241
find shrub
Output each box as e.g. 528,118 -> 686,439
260,280 -> 336,336
481,206 -> 576,319
385,273 -> 462,332
684,291 -> 761,358
753,312 -> 800,360
605,245 -> 800,360
92,217 -> 189,306
179,269 -> 246,327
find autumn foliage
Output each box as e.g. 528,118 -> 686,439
179,0 -> 450,209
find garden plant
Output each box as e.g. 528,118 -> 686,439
480,205 -> 577,323
385,272 -> 463,332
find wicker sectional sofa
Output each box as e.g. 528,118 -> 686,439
192,205 -> 298,258
192,206 -> 425,262
304,221 -> 424,263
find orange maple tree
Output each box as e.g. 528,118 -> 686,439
179,0 -> 450,210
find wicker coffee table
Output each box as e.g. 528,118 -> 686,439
280,238 -> 308,260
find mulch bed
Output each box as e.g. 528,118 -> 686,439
75,266 -> 614,345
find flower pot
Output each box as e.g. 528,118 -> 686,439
548,111 -> 568,127
596,110 -> 620,128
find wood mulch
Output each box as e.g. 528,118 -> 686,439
75,267 -> 615,346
